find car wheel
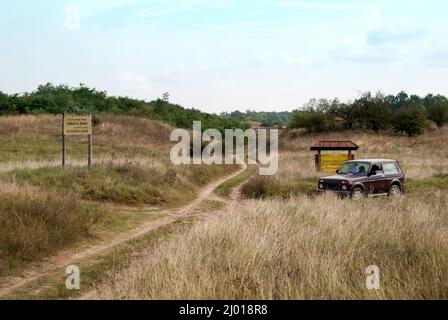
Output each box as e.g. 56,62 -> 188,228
351,187 -> 364,199
389,184 -> 402,197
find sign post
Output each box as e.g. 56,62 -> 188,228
62,113 -> 66,166
88,134 -> 92,167
62,114 -> 93,167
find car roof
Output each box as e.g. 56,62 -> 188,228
346,159 -> 396,163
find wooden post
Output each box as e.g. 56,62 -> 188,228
317,150 -> 322,172
88,133 -> 92,168
62,113 -> 66,167
348,150 -> 355,160
315,150 -> 322,172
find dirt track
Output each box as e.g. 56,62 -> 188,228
0,165 -> 248,299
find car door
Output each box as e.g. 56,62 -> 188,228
367,164 -> 385,194
382,162 -> 401,192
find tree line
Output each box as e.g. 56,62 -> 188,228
289,91 -> 448,136
221,110 -> 295,127
0,83 -> 249,133
2,84 -> 447,136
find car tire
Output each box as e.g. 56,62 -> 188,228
351,187 -> 364,199
388,184 -> 402,197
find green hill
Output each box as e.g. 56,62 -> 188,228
0,83 -> 249,132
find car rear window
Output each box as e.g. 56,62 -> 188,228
383,163 -> 399,174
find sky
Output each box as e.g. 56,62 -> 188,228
1,0 -> 448,113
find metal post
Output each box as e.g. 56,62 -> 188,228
62,113 -> 66,167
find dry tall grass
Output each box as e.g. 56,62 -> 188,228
0,114 -> 239,206
0,115 -> 240,275
0,115 -> 173,145
0,182 -> 99,274
0,115 -> 175,164
99,192 -> 448,300
2,161 -> 239,206
95,129 -> 448,300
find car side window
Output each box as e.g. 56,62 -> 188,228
358,164 -> 369,173
383,163 -> 399,175
370,164 -> 383,175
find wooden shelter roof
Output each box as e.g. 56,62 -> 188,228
310,140 -> 359,151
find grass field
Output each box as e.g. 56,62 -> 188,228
95,128 -> 448,300
0,115 -> 239,277
0,182 -> 101,275
99,193 -> 448,299
1,115 -> 447,299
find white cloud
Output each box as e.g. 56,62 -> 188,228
327,1 -> 427,65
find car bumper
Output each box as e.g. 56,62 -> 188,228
316,189 -> 351,197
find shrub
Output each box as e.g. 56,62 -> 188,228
426,102 -> 448,128
241,175 -> 316,199
392,107 -> 429,137
289,111 -> 333,133
0,84 -> 249,132
241,176 -> 274,198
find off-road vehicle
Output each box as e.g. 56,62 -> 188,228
317,159 -> 405,198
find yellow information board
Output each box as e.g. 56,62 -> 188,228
321,154 -> 349,173
63,115 -> 92,136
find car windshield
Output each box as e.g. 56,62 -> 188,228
338,162 -> 370,175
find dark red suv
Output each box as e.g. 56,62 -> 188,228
317,159 -> 405,198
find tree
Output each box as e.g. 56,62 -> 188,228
427,103 -> 448,128
288,99 -> 336,133
302,98 -> 334,114
230,110 -> 244,119
388,91 -> 409,110
392,106 -> 429,137
353,92 -> 392,131
424,94 -> 448,128
289,111 -> 332,133
329,101 -> 358,129
0,92 -> 16,115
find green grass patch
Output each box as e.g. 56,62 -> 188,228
1,163 -> 195,206
216,165 -> 257,198
198,200 -> 226,211
241,175 -> 318,199
406,174 -> 448,193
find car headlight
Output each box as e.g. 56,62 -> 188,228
319,183 -> 324,189
342,185 -> 348,191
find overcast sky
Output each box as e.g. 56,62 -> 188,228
1,0 -> 448,113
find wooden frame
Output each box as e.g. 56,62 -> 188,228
310,141 -> 359,172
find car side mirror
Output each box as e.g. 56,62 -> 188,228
368,171 -> 376,177
336,170 -> 341,174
